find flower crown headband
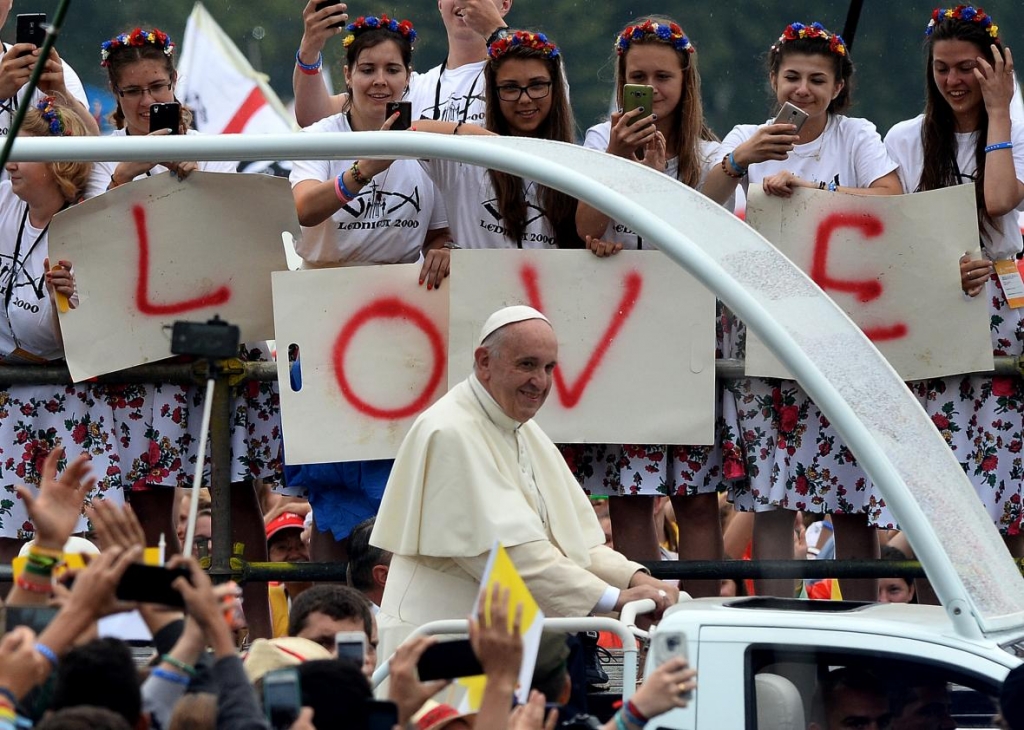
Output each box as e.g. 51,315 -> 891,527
615,19 -> 694,56
343,15 -> 417,48
926,6 -> 999,41
35,96 -> 67,136
488,31 -> 560,61
772,22 -> 847,57
100,28 -> 174,67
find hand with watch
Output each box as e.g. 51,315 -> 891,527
454,0 -> 509,43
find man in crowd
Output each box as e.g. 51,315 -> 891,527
346,517 -> 391,612
288,584 -> 377,678
808,668 -> 892,730
371,306 -> 676,656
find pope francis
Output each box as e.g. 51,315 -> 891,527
371,305 -> 677,657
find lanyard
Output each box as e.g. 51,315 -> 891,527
430,57 -> 483,122
4,205 -> 49,312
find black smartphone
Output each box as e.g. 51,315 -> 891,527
16,14 -> 47,52
4,606 -> 59,634
315,0 -> 346,29
385,101 -> 412,131
149,102 -> 181,135
263,667 -> 301,730
115,563 -> 190,607
366,700 -> 399,730
416,639 -> 483,681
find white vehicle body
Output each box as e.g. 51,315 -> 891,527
647,598 -> 1022,728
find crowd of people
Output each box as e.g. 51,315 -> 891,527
0,0 -> 1022,726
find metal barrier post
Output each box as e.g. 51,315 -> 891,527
208,366 -> 235,583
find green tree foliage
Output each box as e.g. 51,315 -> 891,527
21,0 -> 1024,138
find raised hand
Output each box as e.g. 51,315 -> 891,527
16,446 -> 95,551
975,45 -> 1015,114
299,0 -> 348,61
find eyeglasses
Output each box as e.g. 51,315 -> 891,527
116,81 -> 174,99
496,81 -> 552,102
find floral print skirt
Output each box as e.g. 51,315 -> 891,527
559,389 -> 745,497
871,275 -> 1024,535
0,344 -> 282,539
727,374 -> 873,516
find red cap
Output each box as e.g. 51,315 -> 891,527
415,704 -> 462,730
265,512 -> 305,540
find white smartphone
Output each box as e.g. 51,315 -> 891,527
652,629 -> 691,699
773,101 -> 809,133
335,631 -> 367,665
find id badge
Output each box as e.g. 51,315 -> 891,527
994,259 -> 1024,308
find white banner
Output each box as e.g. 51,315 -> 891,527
744,185 -> 993,381
448,249 -> 716,445
50,172 -> 295,381
274,265 -> 449,464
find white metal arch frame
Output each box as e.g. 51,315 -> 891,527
13,132 -> 1024,638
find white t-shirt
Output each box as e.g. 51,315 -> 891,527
421,157 -> 556,249
407,60 -> 487,124
0,44 -> 89,137
84,128 -> 238,200
0,181 -> 62,361
583,121 -> 728,248
722,114 -> 897,193
885,114 -> 1024,260
289,113 -> 447,266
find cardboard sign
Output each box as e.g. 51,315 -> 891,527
448,249 -> 716,445
273,265 -> 449,464
745,185 -> 993,381
50,172 -> 295,381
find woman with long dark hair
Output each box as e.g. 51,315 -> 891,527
885,6 -> 1024,551
719,21 -> 901,599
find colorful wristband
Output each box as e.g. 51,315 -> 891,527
27,545 -> 63,560
295,50 -> 323,75
0,689 -> 15,707
335,172 -> 356,202
349,161 -> 372,187
626,699 -> 649,723
152,667 -> 191,686
34,642 -> 58,668
615,710 -> 630,730
721,153 -> 745,179
160,655 -> 197,677
15,575 -> 51,594
984,141 -> 1013,153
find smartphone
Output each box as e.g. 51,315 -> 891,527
651,629 -> 691,699
366,700 -> 399,730
263,667 -> 301,730
315,0 -> 346,29
114,563 -> 191,607
416,638 -> 484,681
385,101 -> 412,131
4,606 -> 59,634
622,84 -> 654,126
335,630 -> 366,666
773,101 -> 809,133
16,14 -> 46,54
149,102 -> 181,135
